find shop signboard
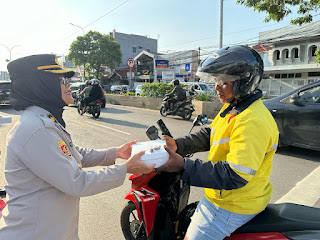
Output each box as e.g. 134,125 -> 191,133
155,60 -> 169,69
162,70 -> 175,81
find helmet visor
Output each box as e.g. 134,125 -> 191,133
196,71 -> 239,86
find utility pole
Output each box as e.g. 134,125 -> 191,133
70,23 -> 86,80
198,47 -> 201,65
219,0 -> 223,49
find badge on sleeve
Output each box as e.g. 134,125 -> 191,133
58,140 -> 72,157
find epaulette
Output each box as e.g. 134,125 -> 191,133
38,114 -> 56,128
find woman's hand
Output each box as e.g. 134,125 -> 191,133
125,151 -> 155,175
162,135 -> 177,152
116,140 -> 137,160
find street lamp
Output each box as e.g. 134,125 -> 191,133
70,23 -> 85,36
70,23 -> 86,80
0,44 -> 20,62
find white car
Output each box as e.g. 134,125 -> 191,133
183,82 -> 212,94
135,85 -> 143,96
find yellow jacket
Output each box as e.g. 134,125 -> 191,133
204,99 -> 279,214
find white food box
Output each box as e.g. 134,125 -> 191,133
131,140 -> 168,168
0,115 -> 12,124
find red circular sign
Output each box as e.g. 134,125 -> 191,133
127,58 -> 135,68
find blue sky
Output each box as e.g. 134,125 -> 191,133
1,0 -> 318,71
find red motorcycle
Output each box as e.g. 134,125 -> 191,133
120,116 -> 320,240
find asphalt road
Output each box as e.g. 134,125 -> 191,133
0,104 -> 319,240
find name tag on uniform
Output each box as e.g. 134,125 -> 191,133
58,140 -> 72,157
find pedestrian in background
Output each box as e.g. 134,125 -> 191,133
0,54 -> 154,240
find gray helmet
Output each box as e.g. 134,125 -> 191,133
92,79 -> 100,85
197,45 -> 264,100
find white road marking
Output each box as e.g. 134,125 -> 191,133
85,121 -> 131,136
275,165 -> 320,206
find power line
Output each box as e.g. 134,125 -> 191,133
64,0 -> 129,40
161,13 -> 320,51
83,0 -> 129,29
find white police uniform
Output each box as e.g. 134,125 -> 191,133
0,106 -> 127,240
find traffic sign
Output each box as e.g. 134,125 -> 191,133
185,63 -> 190,72
127,58 -> 135,68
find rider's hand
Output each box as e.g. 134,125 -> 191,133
125,151 -> 155,175
116,140 -> 137,160
162,135 -> 177,152
156,147 -> 184,172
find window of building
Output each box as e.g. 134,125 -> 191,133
311,45 -> 317,57
139,46 -> 143,49
281,74 -> 288,78
308,72 -> 320,77
275,74 -> 281,78
133,47 -> 136,53
288,73 -> 294,78
295,73 -> 302,78
293,48 -> 299,58
146,49 -> 150,52
308,79 -> 316,84
283,49 -> 289,58
275,50 -> 280,60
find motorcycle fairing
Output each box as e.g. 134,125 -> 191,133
125,186 -> 160,237
225,232 -> 289,240
173,99 -> 193,111
129,171 -> 157,190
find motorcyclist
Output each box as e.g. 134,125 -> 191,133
80,80 -> 92,98
158,45 -> 279,240
83,79 -> 103,111
189,85 -> 198,97
80,80 -> 92,110
166,79 -> 186,112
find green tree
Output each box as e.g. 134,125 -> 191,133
68,31 -> 122,79
237,0 -> 320,25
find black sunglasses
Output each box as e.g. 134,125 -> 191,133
60,77 -> 71,85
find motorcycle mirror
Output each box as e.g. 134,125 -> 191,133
189,114 -> 208,134
195,114 -> 208,126
146,126 -> 160,140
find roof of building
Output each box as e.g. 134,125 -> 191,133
259,20 -> 320,44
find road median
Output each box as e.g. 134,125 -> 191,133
105,94 -> 223,119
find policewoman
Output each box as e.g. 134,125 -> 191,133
0,54 -> 154,240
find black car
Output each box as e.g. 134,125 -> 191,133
263,80 -> 320,151
70,82 -> 106,108
0,81 -> 11,105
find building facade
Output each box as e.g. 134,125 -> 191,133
133,49 -> 199,89
110,30 -> 157,69
0,71 -> 9,81
256,20 -> 320,97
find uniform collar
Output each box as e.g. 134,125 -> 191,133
25,106 -> 65,129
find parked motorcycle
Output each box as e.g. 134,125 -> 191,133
160,95 -> 195,120
121,116 -> 320,240
76,95 -> 101,118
